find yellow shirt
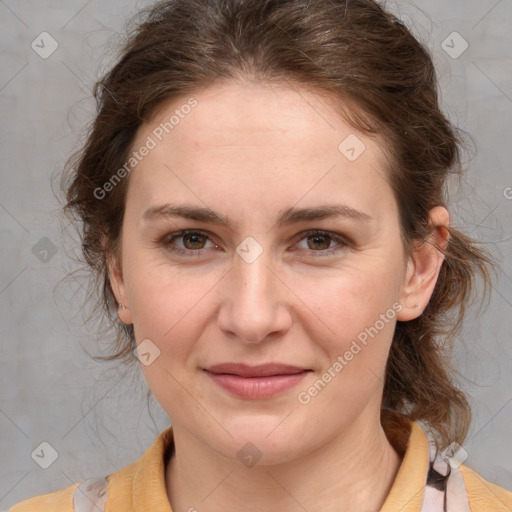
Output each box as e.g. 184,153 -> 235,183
9,415 -> 512,511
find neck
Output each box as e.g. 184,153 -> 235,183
165,410 -> 403,512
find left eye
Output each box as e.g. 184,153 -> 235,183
295,230 -> 344,252
289,230 -> 349,257
161,229 -> 348,257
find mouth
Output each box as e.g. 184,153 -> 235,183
203,363 -> 312,399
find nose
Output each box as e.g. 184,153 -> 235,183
217,248 -> 293,344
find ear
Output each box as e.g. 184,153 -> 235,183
107,246 -> 133,325
397,206 -> 450,321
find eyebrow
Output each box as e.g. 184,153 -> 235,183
142,203 -> 372,229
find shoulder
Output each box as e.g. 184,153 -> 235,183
382,412 -> 512,512
8,483 -> 78,512
8,475 -> 115,512
459,464 -> 512,511
7,427 -> 173,512
7,470 -> 133,512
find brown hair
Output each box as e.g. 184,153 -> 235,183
62,0 -> 494,449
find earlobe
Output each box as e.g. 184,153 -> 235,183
397,206 -> 450,322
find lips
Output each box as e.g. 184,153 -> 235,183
204,362 -> 309,377
203,363 -> 312,399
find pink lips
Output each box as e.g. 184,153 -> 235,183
204,363 -> 311,399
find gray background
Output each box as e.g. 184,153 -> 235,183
1,0 -> 511,508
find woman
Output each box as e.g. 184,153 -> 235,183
10,0 -> 511,510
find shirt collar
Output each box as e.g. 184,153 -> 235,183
124,413 -> 430,512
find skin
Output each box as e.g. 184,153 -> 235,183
109,79 -> 449,512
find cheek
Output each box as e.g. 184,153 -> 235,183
293,271 -> 402,411
123,251 -> 227,375
295,256 -> 403,341
128,267 -> 212,340
120,224 -> 217,333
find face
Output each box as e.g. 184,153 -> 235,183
110,79 -> 438,464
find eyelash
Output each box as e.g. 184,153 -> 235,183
160,229 -> 350,258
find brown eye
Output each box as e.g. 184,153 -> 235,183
293,230 -> 349,257
162,230 -> 217,256
182,232 -> 208,250
306,233 -> 333,250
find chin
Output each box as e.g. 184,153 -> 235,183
205,414 -> 314,466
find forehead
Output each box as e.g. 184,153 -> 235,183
145,79 -> 384,154
126,80 -> 395,221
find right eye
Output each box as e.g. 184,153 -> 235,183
161,230 -> 219,256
